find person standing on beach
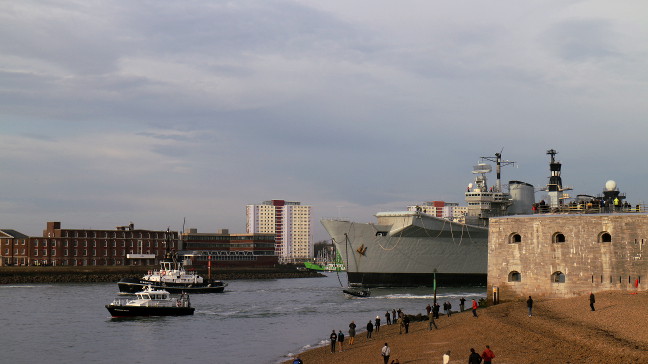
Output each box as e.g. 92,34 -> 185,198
472,299 -> 479,317
375,315 -> 381,333
403,315 -> 410,333
348,321 -> 356,345
367,320 -> 374,338
442,350 -> 451,364
481,345 -> 495,364
385,310 -> 391,325
447,301 -> 452,317
428,310 -> 438,330
381,343 -> 391,364
392,308 -> 397,323
397,314 -> 404,334
460,297 -> 466,312
433,302 -> 440,319
426,303 -> 432,316
329,330 -> 337,353
468,348 -> 482,364
527,296 -> 534,317
589,292 -> 596,311
337,330 -> 345,352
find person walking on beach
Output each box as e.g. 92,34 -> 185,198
481,345 -> 495,364
589,292 -> 596,311
428,310 -> 438,330
329,330 -> 337,353
468,348 -> 482,364
460,297 -> 466,312
381,343 -> 391,364
442,350 -> 451,364
397,314 -> 404,334
446,301 -> 452,317
385,310 -> 391,325
472,299 -> 479,317
527,296 -> 534,317
375,315 -> 381,333
443,301 -> 448,316
337,330 -> 345,352
366,320 -> 374,339
403,315 -> 410,334
348,321 -> 356,345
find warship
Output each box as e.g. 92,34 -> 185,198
321,153 -> 535,287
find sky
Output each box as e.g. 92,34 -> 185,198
1,0 -> 647,243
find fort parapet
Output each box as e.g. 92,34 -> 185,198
488,213 -> 648,302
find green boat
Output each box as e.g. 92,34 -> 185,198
303,261 -> 345,272
304,249 -> 346,272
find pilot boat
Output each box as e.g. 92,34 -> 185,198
106,286 -> 195,317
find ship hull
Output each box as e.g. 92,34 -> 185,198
322,212 -> 488,288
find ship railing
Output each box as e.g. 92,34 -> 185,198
534,203 -> 646,214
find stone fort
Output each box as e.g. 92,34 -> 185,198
487,213 -> 648,302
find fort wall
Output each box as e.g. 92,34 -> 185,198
487,214 -> 648,302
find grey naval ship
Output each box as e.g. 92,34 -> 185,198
322,153 -> 535,287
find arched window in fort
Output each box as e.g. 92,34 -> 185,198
509,233 -> 522,244
552,232 -> 566,243
598,232 -> 612,243
508,271 -> 521,282
551,271 -> 566,283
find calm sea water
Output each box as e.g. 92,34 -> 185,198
0,273 -> 485,363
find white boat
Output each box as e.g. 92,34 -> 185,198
106,286 -> 195,317
118,251 -> 227,294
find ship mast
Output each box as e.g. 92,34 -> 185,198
481,152 -> 515,193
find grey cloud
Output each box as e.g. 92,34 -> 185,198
543,19 -> 619,61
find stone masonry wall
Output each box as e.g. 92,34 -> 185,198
487,214 -> 648,302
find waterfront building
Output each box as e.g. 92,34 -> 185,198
246,200 -> 312,263
180,228 -> 278,267
0,229 -> 30,266
0,221 -> 177,266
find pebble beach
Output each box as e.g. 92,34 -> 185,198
284,291 -> 648,363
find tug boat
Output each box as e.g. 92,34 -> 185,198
118,251 -> 227,294
106,286 -> 195,317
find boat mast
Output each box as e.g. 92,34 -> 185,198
481,152 -> 515,193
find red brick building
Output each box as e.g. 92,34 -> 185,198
1,222 -> 178,266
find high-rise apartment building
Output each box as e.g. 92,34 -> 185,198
246,200 -> 311,263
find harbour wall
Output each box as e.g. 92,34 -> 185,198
488,213 -> 648,301
0,266 -> 324,284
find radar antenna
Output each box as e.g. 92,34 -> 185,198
480,151 -> 515,193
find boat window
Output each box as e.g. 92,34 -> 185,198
508,233 -> 522,244
551,271 -> 566,283
598,232 -> 612,243
552,233 -> 566,243
508,271 -> 521,282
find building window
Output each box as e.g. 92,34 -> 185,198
508,271 -> 521,282
51,249 -> 56,256
599,232 -> 612,243
551,271 -> 566,283
509,233 -> 522,244
553,233 -> 566,243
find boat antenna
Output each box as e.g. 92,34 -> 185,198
481,150 -> 515,192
